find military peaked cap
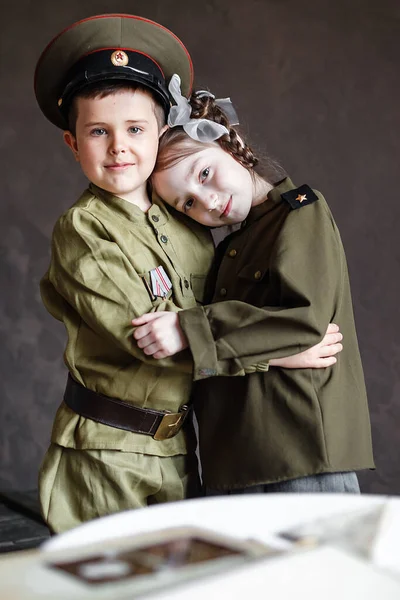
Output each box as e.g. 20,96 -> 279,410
34,13 -> 193,129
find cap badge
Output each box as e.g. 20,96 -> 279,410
111,50 -> 129,67
296,194 -> 307,203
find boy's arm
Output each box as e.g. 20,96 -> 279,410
42,207 -> 193,372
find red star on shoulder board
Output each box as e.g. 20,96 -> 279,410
281,185 -> 318,211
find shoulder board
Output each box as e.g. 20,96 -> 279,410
281,184 -> 318,210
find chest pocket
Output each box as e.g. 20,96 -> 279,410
237,264 -> 268,283
190,274 -> 207,304
236,264 -> 269,306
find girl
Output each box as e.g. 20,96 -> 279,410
132,75 -> 374,494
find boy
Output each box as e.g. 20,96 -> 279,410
35,13 -> 342,532
34,14 -> 215,533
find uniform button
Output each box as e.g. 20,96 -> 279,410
228,249 -> 237,258
152,215 -> 160,222
184,279 -> 190,289
254,270 -> 262,280
220,288 -> 227,296
160,235 -> 168,243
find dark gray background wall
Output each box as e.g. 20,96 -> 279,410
1,0 -> 399,494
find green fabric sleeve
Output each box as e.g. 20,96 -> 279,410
41,207 -> 193,373
179,194 -> 343,380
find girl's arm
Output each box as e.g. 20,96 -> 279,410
133,191 -> 345,378
132,312 -> 342,369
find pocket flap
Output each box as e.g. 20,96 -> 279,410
237,265 -> 267,282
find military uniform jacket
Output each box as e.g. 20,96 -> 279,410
41,184 -> 214,456
179,178 -> 375,488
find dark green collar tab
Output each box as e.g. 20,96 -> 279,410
281,184 -> 318,210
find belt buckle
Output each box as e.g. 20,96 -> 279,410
153,405 -> 189,441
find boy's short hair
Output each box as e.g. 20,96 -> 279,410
67,81 -> 166,136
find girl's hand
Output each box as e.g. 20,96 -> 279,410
269,323 -> 343,369
132,312 -> 188,359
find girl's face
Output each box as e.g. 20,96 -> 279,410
152,145 -> 257,227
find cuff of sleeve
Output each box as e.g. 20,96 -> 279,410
243,361 -> 270,374
178,306 -> 219,381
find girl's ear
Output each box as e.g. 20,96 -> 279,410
63,131 -> 80,161
159,124 -> 169,138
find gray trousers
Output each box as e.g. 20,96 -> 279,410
205,471 -> 360,496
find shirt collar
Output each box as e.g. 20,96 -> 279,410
242,177 -> 296,228
89,183 -> 169,226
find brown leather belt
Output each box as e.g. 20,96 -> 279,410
63,374 -> 191,441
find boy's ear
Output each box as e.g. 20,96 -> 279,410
63,131 -> 80,161
159,124 -> 169,138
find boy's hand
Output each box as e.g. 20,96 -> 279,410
132,312 -> 189,359
269,323 -> 343,369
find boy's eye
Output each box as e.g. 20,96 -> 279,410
129,126 -> 142,134
91,128 -> 107,136
200,167 -> 210,181
183,198 -> 194,212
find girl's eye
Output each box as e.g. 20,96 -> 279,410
129,126 -> 142,134
91,128 -> 106,136
183,198 -> 194,212
200,167 -> 210,181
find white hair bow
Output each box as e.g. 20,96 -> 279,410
167,74 -> 239,143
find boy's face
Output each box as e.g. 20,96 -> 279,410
64,89 -> 165,207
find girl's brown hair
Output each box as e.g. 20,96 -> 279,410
154,91 -> 285,184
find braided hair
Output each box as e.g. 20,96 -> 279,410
154,90 -> 285,185
190,92 -> 259,169
155,90 -> 259,174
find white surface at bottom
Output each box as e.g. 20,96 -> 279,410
33,494 -> 400,599
43,493 -> 386,552
155,546 -> 400,600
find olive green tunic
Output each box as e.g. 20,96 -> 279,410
179,178 -> 375,489
41,183 -> 214,457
